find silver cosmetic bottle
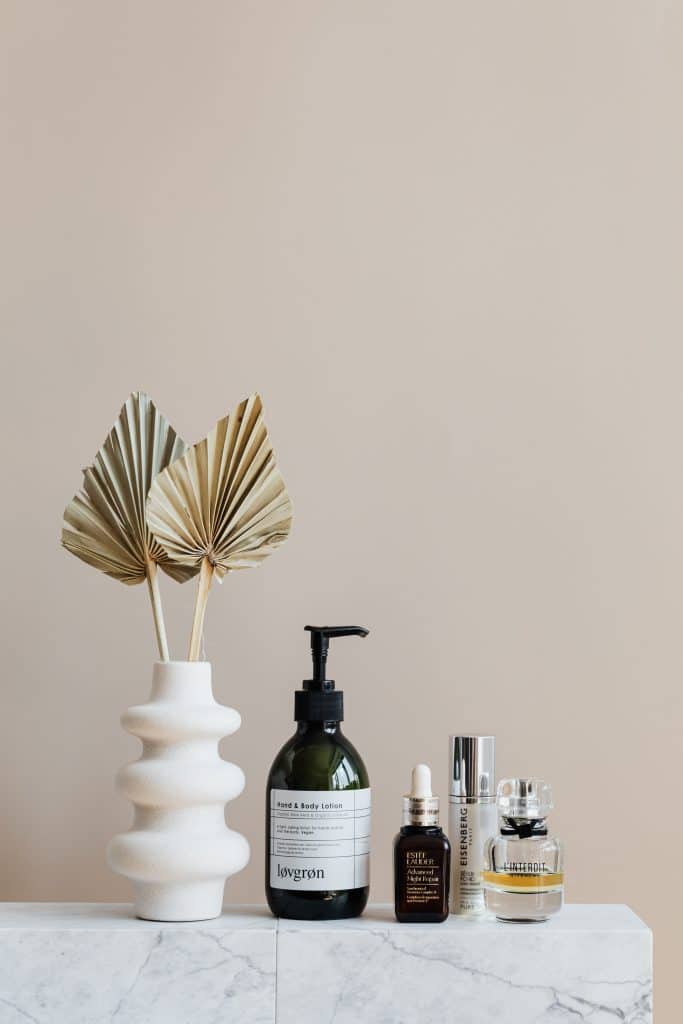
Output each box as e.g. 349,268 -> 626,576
448,735 -> 496,915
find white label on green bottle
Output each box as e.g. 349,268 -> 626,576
269,788 -> 371,891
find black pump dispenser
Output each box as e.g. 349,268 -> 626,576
295,625 -> 369,722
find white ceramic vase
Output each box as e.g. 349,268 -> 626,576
107,661 -> 250,921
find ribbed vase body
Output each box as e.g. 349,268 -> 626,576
107,661 -> 249,921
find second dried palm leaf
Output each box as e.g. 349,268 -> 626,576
146,393 -> 293,658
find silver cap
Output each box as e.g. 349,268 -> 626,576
449,735 -> 495,799
402,794 -> 440,826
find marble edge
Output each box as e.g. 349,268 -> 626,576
0,903 -> 651,935
0,903 -> 277,931
277,903 -> 652,934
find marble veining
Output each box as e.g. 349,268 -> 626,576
276,905 -> 652,1024
0,904 -> 651,1024
0,907 -> 276,1024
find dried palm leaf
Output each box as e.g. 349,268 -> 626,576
62,392 -> 198,659
146,393 -> 293,659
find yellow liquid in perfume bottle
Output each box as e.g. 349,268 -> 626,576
482,871 -> 564,890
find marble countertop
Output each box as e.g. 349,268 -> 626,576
0,902 -> 275,930
0,900 -> 647,931
0,903 -> 652,1023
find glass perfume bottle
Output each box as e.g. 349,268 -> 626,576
394,764 -> 450,923
483,778 -> 563,922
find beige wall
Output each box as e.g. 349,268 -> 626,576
1,1 -> 678,1016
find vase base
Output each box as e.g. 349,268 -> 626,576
133,880 -> 225,922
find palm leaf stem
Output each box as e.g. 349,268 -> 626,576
188,556 -> 214,661
145,557 -> 170,661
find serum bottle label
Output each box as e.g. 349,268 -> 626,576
269,788 -> 371,891
449,800 -> 497,914
401,849 -> 446,909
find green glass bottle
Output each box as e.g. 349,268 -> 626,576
265,626 -> 370,920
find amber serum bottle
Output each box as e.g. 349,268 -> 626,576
394,764 -> 450,923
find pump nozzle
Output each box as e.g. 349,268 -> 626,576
295,625 -> 370,723
304,625 -> 369,688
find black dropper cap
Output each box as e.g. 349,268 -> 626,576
294,625 -> 369,722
